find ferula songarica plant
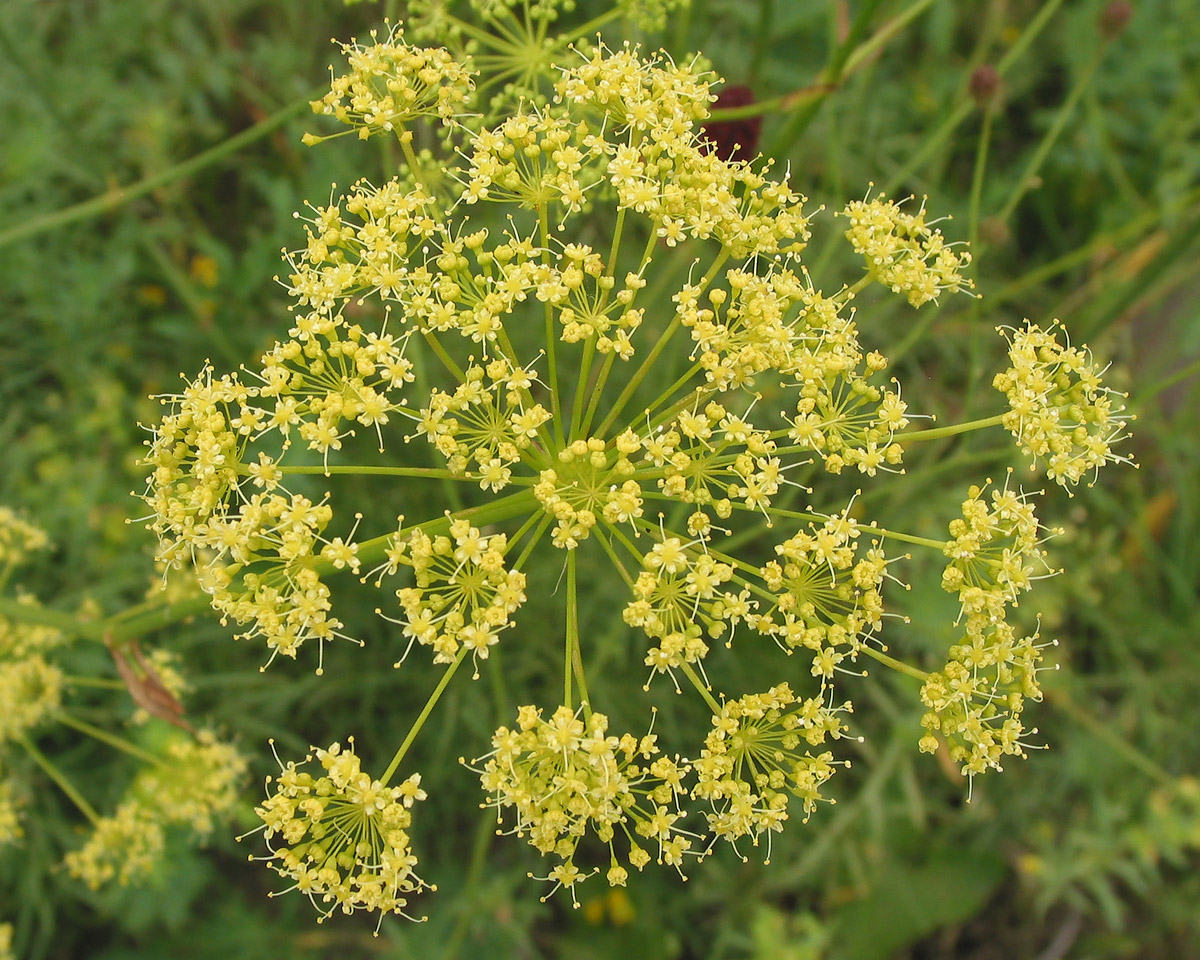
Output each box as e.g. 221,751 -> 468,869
139,23 -> 1133,923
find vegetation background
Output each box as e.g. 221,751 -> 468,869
1,0 -> 1198,957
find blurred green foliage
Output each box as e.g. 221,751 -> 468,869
1,0 -> 1198,958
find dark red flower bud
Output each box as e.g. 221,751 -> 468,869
1099,1 -> 1133,38
969,65 -> 1001,108
700,85 -> 762,162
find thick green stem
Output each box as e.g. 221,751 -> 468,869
680,661 -> 722,714
249,464 -> 490,482
381,646 -> 469,785
421,329 -> 468,382
0,594 -> 209,645
898,414 -> 1005,444
860,645 -> 928,683
564,550 -> 590,718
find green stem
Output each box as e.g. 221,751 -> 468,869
860,644 -> 928,682
883,0 -> 1067,196
442,13 -> 522,50
765,0 -> 888,155
841,0 -> 938,76
564,550 -> 590,717
1139,355 -> 1200,403
1047,688 -> 1174,786
870,527 -> 945,551
750,0 -> 774,88
381,646 -> 469,785
569,6 -> 623,39
968,107 -> 994,254
0,597 -> 105,640
0,93 -> 316,249
421,329 -> 468,383
64,676 -> 125,690
248,464 -> 486,482
997,43 -> 1108,224
593,524 -> 635,588
57,712 -> 164,766
513,515 -> 552,571
105,596 -> 211,643
990,184 -> 1200,308
352,489 -> 539,570
898,413 -> 1004,443
539,204 -> 566,449
18,735 -> 101,825
398,125 -> 430,195
680,661 -> 722,714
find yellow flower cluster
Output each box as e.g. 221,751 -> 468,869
0,595 -> 65,661
641,398 -> 783,527
308,24 -> 475,141
785,318 -> 910,476
203,491 -> 347,667
283,179 -> 439,313
136,26 -> 1133,918
918,620 -> 1049,778
418,357 -> 551,489
386,519 -> 527,667
840,195 -> 973,307
0,922 -> 13,960
750,509 -> 890,684
920,479 -> 1059,777
256,312 -> 417,460
64,731 -> 247,888
254,741 -> 431,920
623,535 -> 746,682
463,106 -> 595,212
476,705 -> 692,900
691,684 -> 850,855
560,47 -> 808,258
941,477 -> 1057,634
143,369 -> 368,665
0,506 -> 49,568
532,434 -> 643,548
0,655 -> 63,744
1,541 -> 66,745
993,321 -> 1132,487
